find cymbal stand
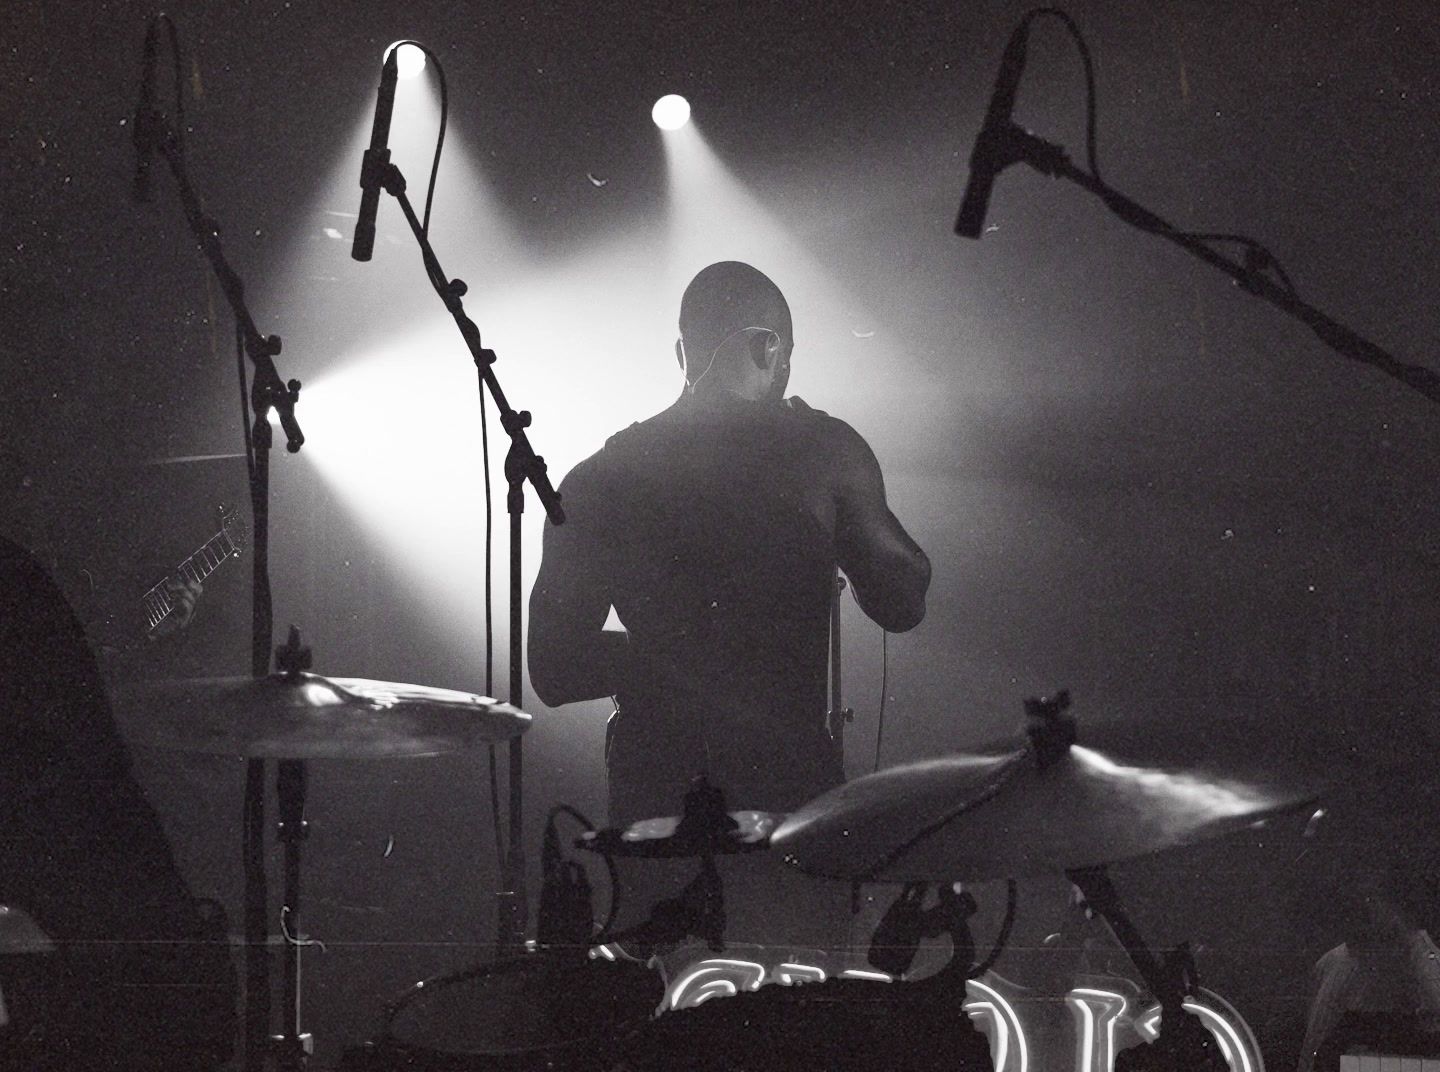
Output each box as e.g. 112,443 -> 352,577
133,22 -> 305,1069
365,155 -> 564,956
596,779 -> 736,955
271,632 -> 316,1069
1065,866 -> 1228,1072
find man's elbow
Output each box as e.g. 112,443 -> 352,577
876,589 -> 927,633
882,596 -> 927,633
529,665 -> 568,709
527,635 -> 575,708
859,554 -> 931,633
528,623 -> 619,707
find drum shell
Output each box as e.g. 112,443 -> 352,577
344,952 -> 662,1071
620,975 -> 997,1072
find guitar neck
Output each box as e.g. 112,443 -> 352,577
140,528 -> 239,630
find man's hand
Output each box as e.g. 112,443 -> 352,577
150,575 -> 202,638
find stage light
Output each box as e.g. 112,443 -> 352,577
651,94 -> 691,131
384,41 -> 426,80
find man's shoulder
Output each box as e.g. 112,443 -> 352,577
592,398 -> 694,459
557,416 -> 653,494
781,398 -> 873,458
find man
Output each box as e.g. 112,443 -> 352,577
529,260 -> 930,828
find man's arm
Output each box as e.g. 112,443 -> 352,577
831,423 -> 931,633
527,458 -> 628,707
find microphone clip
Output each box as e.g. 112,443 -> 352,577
977,122 -> 1068,181
358,148 -> 402,198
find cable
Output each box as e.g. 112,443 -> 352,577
861,748 -> 1030,881
970,880 -> 1019,978
1060,8 -> 1295,295
1019,9 -> 1099,179
687,325 -> 779,393
545,804 -> 621,939
872,633 -> 888,772
1021,7 -> 1301,299
417,46 -> 447,238
389,39 -> 502,884
383,41 -> 449,240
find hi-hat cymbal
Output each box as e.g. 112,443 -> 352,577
577,810 -> 782,859
113,673 -> 530,759
771,713 -> 1406,883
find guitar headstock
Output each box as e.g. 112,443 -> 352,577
219,502 -> 249,556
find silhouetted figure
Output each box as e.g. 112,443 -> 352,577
528,262 -> 930,966
1297,808 -> 1440,1072
0,529 -> 234,1070
529,260 -> 930,824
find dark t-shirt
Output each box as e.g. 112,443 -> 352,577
551,392 -> 865,823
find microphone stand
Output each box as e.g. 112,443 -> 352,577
370,159 -> 565,957
134,102 -> 305,1071
969,123 -> 1440,408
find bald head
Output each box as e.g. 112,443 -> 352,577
678,262 -> 793,389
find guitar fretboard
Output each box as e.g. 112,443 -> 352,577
141,529 -> 239,630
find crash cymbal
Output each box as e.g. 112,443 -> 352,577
577,810 -> 783,859
771,707 -> 1405,883
113,673 -> 530,759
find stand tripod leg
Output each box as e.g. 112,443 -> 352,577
495,453 -> 528,955
273,758 -> 312,1069
242,759 -> 269,1072
1066,867 -> 1228,1072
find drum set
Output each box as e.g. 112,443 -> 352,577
79,671 -> 1412,1071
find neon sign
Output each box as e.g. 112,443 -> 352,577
663,959 -> 1264,1072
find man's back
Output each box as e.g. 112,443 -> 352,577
529,261 -> 930,830
563,392 -> 848,822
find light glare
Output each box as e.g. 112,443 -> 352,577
652,94 -> 691,130
385,41 -> 427,80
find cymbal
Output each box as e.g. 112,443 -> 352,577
577,810 -> 783,859
771,713 -> 1403,882
113,673 -> 530,759
132,452 -> 248,466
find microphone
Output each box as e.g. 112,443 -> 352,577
867,882 -> 928,977
954,18 -> 1034,238
351,48 -> 400,262
132,18 -> 158,204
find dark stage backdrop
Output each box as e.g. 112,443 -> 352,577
4,0 -> 1440,1066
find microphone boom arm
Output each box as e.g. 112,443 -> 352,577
981,123 -> 1440,408
144,108 -> 305,450
369,156 -> 563,956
